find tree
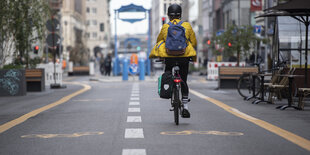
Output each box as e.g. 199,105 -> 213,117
0,0 -> 50,68
214,25 -> 267,66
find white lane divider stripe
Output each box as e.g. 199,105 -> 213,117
125,128 -> 144,138
128,108 -> 140,112
129,102 -> 140,105
131,94 -> 139,97
127,116 -> 142,122
122,149 -> 146,155
130,97 -> 140,101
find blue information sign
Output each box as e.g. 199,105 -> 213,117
129,64 -> 139,75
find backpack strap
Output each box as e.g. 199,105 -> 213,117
176,21 -> 183,26
157,41 -> 164,49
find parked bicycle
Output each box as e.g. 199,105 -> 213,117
237,57 -> 290,100
237,58 -> 263,99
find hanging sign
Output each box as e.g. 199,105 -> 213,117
250,0 -> 262,12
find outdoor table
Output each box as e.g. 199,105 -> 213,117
252,73 -> 273,104
276,74 -> 304,110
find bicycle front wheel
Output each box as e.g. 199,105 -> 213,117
237,74 -> 261,98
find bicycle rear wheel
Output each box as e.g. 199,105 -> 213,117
172,86 -> 179,125
237,74 -> 261,98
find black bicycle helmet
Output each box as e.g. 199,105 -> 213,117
167,4 -> 182,16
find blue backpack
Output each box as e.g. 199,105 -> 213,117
165,21 -> 187,56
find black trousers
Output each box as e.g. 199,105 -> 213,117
164,57 -> 189,98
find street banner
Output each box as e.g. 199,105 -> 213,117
250,0 -> 262,12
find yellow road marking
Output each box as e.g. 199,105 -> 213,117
189,89 -> 310,152
160,130 -> 243,136
21,131 -> 103,138
0,82 -> 91,134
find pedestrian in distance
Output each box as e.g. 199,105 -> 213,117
104,53 -> 112,76
99,54 -> 105,75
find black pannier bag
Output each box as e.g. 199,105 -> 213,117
158,71 -> 173,99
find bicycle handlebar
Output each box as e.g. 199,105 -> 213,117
155,57 -> 193,63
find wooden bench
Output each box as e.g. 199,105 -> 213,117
218,67 -> 258,88
25,69 -> 45,91
68,66 -> 90,76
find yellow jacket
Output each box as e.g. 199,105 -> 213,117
149,19 -> 197,60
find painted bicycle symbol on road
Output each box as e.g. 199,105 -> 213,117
21,131 -> 104,139
160,130 -> 244,136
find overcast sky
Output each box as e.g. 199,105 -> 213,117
109,0 -> 152,36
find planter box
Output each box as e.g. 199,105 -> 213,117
0,69 -> 26,96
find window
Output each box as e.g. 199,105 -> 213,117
92,32 -> 97,38
86,20 -> 90,26
92,20 -> 97,25
100,23 -> 104,32
86,7 -> 90,13
92,8 -> 97,14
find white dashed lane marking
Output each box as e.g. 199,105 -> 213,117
122,149 -> 146,155
127,116 -> 142,123
129,102 -> 140,106
125,128 -> 144,138
130,97 -> 140,101
128,108 -> 141,112
123,83 -> 146,154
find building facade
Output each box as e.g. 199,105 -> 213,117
151,0 -> 184,46
61,0 -> 87,63
85,0 -> 111,58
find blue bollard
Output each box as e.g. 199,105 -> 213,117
122,58 -> 129,81
139,59 -> 145,81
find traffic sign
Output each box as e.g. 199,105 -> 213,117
46,33 -> 60,47
46,19 -> 60,32
253,25 -> 261,34
129,64 -> 139,75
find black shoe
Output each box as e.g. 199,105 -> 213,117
181,109 -> 190,118
169,107 -> 174,111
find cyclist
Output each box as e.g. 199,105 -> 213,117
149,4 -> 197,118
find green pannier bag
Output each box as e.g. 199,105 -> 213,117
158,71 -> 173,99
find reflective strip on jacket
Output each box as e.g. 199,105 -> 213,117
149,19 -> 197,60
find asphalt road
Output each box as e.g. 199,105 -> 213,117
0,74 -> 310,155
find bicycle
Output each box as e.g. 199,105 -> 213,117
237,59 -> 263,99
156,58 -> 191,125
237,58 -> 291,100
